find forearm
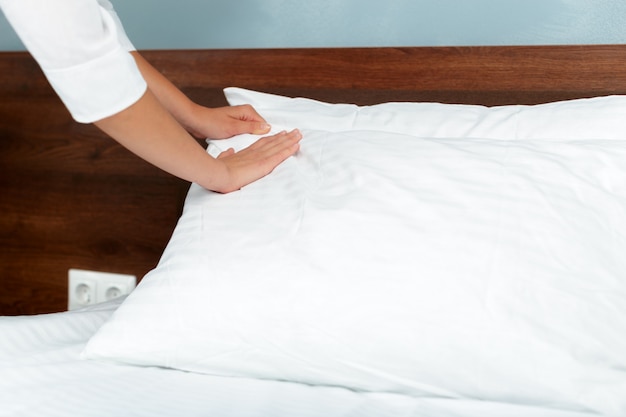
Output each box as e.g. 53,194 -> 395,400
96,53 -> 301,193
130,51 -> 201,134
129,51 -> 272,140
94,88 -> 229,191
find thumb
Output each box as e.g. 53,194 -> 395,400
232,120 -> 271,136
217,148 -> 236,159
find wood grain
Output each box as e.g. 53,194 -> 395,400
0,74 -> 189,315
142,45 -> 626,105
2,45 -> 626,314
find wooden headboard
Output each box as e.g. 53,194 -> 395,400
2,45 -> 626,315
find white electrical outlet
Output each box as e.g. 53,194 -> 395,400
68,269 -> 136,310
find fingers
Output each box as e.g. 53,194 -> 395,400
250,129 -> 302,161
218,129 -> 301,161
215,129 -> 302,193
249,122 -> 272,135
227,116 -> 271,136
233,104 -> 266,123
231,104 -> 271,135
216,148 -> 235,159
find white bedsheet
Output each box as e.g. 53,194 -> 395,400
0,299 -> 600,417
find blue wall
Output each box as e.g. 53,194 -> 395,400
2,0 -> 626,51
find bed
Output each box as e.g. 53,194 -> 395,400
2,45 -> 626,417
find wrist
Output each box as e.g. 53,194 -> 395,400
196,157 -> 236,194
176,101 -> 205,138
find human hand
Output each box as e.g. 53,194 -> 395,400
185,104 -> 272,139
211,129 -> 302,193
95,87 -> 299,195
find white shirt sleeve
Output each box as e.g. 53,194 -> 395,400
0,0 -> 147,123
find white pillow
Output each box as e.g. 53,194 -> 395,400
84,92 -> 626,417
225,87 -> 626,141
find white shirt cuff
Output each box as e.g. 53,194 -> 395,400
43,47 -> 147,123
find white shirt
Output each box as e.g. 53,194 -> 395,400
0,0 -> 147,123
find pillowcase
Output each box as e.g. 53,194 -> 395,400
225,87 -> 626,141
84,91 -> 626,417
